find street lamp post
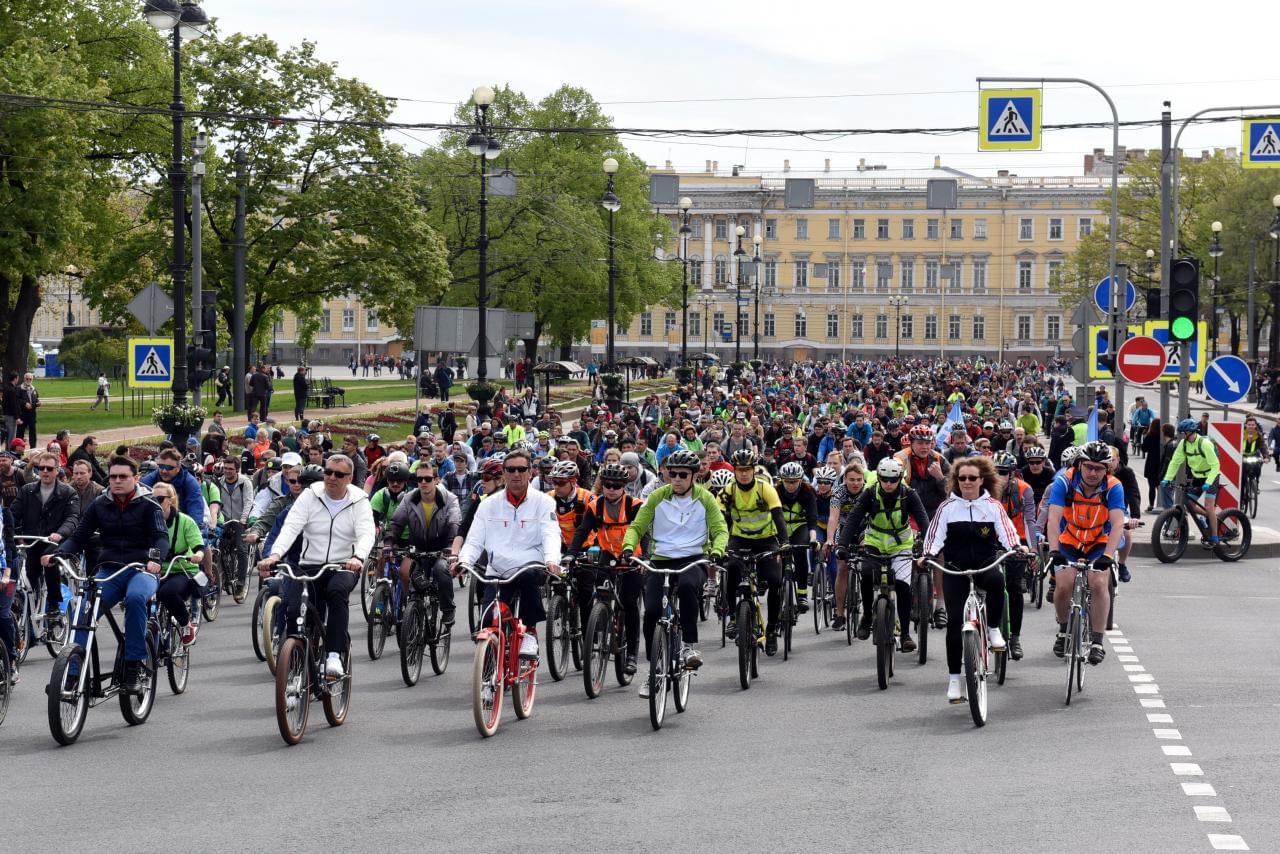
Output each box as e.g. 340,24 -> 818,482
752,234 -> 762,360
601,158 -> 621,374
144,0 -> 208,408
64,265 -> 79,327
1209,221 -> 1224,359
1270,196 -> 1280,369
678,196 -> 692,366
733,225 -> 747,365
466,85 -> 501,388
888,295 -> 909,359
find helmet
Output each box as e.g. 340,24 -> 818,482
998,420 -> 1013,431
298,464 -> 325,487
384,463 -> 410,482
886,419 -> 900,432
1080,441 -> 1113,465
538,457 -> 555,471
729,448 -> 758,468
1060,446 -> 1082,468
992,451 -> 1018,471
481,458 -> 505,479
537,430 -> 550,439
139,459 -> 158,476
551,460 -> 579,480
1024,445 -> 1048,460
665,450 -> 700,470
908,424 -> 935,443
1178,418 -> 1198,434
814,466 -> 838,485
754,466 -> 774,486
778,461 -> 805,480
599,463 -> 629,484
708,469 -> 735,491
876,458 -> 904,480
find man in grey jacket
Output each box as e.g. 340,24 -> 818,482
385,460 -> 460,625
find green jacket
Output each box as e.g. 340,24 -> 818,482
622,483 -> 728,559
164,510 -> 204,576
1165,434 -> 1220,482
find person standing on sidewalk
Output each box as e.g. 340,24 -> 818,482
292,365 -> 308,423
20,373 -> 39,447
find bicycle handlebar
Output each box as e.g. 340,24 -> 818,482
15,535 -> 57,548
276,562 -> 352,582
923,550 -> 1017,577
629,557 -> 713,576
66,561 -> 147,584
161,553 -> 200,577
460,562 -> 548,586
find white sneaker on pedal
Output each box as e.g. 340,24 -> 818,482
519,633 -> 539,660
987,627 -> 1006,652
325,652 -> 345,679
947,674 -> 964,704
638,678 -> 651,699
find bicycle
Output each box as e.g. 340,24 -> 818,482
811,542 -> 830,635
199,544 -> 221,623
1029,537 -> 1049,609
463,562 -> 546,738
151,556 -> 199,696
725,548 -> 778,691
922,552 -> 1015,728
544,560 -> 584,682
630,557 -> 712,730
359,543 -> 384,620
397,548 -> 453,687
1151,483 -> 1250,563
0,634 -> 8,728
577,554 -> 639,698
46,560 -> 159,746
909,540 -> 931,665
12,535 -> 79,664
367,545 -> 408,661
777,542 -> 817,661
1241,454 -> 1262,520
217,520 -> 251,605
273,562 -> 354,746
1057,557 -> 1109,707
860,549 -> 898,691
833,547 -> 862,647
250,562 -> 278,664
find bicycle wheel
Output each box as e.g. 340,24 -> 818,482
649,626 -> 670,730
201,578 -> 221,623
612,608 -> 633,687
1214,509 -> 1251,562
13,593 -> 30,665
512,650 -> 536,721
472,633 -> 503,737
1032,562 -> 1045,610
995,647 -> 1007,686
545,593 -> 570,682
698,584 -> 710,622
359,554 -> 377,619
322,642 -> 352,728
569,603 -> 583,673
962,630 -> 986,727
673,628 -> 691,714
119,635 -> 157,726
583,602 -> 610,699
782,581 -> 795,661
367,585 -> 390,661
844,574 -> 858,647
811,566 -> 825,635
399,600 -> 424,686
44,601 -> 70,658
230,552 -> 249,605
914,571 -> 930,665
1105,568 -> 1117,632
263,595 -> 282,676
275,637 -> 310,745
167,627 -> 190,695
48,644 -> 89,745
736,599 -> 754,690
250,588 -> 269,662
1065,609 -> 1082,706
875,597 -> 891,690
467,576 -> 482,635
427,598 -> 450,675
1151,508 -> 1188,563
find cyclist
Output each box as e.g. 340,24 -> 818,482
1161,418 -> 1221,548
841,457 -> 929,652
812,465 -> 837,602
151,481 -> 205,646
456,448 -> 562,660
1045,441 -> 1125,666
0,504 -> 13,682
920,456 -> 1021,704
568,461 -> 644,676
825,462 -> 868,632
214,455 -> 254,595
11,449 -> 79,631
385,460 -> 460,628
706,468 -> 734,497
776,461 -> 818,614
48,455 -> 168,694
259,453 -> 376,679
622,449 -> 727,698
1019,445 -> 1055,507
369,462 -> 412,528
549,459 -> 596,630
719,448 -> 789,656
1241,416 -> 1268,498
993,451 -> 1034,660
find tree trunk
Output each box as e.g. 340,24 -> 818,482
1,272 -> 41,378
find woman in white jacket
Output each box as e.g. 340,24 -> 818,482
260,454 -> 375,679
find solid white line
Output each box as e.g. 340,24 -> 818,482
1124,664 -> 1147,672
1183,782 -> 1217,796
1119,655 -> 1140,662
1148,713 -> 1174,723
1172,763 -> 1204,776
1196,806 -> 1232,822
1135,684 -> 1161,694
1130,673 -> 1156,682
1154,728 -> 1182,739
1140,697 -> 1166,708
1163,745 -> 1193,756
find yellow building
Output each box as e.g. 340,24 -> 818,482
267,295 -> 406,366
609,159 -> 1114,363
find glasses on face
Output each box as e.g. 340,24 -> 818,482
36,465 -> 57,472
1028,460 -> 1044,466
158,464 -> 178,472
324,469 -> 351,478
996,469 -> 1012,477
480,474 -> 495,482
668,470 -> 693,479
504,466 -> 530,474
956,475 -> 982,483
880,476 -> 901,484
108,473 -> 133,481
285,477 -> 300,485
602,481 -> 626,490
1080,462 -> 1107,474
417,476 -> 436,483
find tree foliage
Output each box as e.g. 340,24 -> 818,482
58,328 -> 124,377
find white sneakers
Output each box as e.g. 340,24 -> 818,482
947,674 -> 963,704
638,678 -> 651,699
325,652 -> 345,679
987,627 -> 1006,652
519,633 -> 539,660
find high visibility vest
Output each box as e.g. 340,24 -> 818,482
863,486 -> 916,555
1001,478 -> 1030,541
779,484 -> 813,535
556,486 -> 592,548
1058,473 -> 1120,553
723,481 -> 780,539
588,493 -> 641,557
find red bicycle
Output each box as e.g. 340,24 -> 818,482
463,562 -> 547,738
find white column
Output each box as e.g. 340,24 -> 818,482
702,216 -> 713,289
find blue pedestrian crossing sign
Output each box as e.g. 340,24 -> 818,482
979,88 -> 1041,151
128,337 -> 173,389
1203,355 -> 1252,405
1243,117 -> 1280,168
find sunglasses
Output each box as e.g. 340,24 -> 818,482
602,481 -> 626,489
956,475 -> 982,482
504,466 -> 530,474
879,476 -> 901,484
158,465 -> 178,472
285,478 -> 300,485
108,473 -> 133,480
996,469 -> 1012,476
480,474 -> 496,482
36,465 -> 57,472
324,469 -> 351,478
417,476 -> 436,483
668,470 -> 693,479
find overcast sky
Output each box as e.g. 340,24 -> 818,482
210,0 -> 1279,176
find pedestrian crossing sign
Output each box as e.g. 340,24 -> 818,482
979,88 -> 1041,151
1242,117 -> 1280,168
128,337 -> 173,389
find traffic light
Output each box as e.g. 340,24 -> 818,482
1168,257 -> 1199,342
190,290 -> 218,386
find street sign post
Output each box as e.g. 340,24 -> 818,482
128,337 -> 174,389
126,282 -> 174,336
978,88 -> 1042,151
1115,336 -> 1167,385
1203,355 -> 1252,405
1242,117 -> 1280,169
1093,275 -> 1137,315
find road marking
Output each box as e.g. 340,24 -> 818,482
1171,763 -> 1204,776
1114,645 -> 1134,653
1124,664 -> 1146,672
1134,684 -> 1161,694
1163,745 -> 1194,756
1183,782 -> 1217,796
1129,673 -> 1156,682
1196,806 -> 1232,822
1153,728 -> 1182,739
1139,697 -> 1166,708
1148,713 -> 1174,723
1207,834 -> 1249,850
1119,654 -> 1140,662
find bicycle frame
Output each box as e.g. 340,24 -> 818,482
465,563 -> 545,689
861,550 -> 898,646
61,562 -> 145,704
276,562 -> 351,697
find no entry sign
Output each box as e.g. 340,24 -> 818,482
1115,335 -> 1167,385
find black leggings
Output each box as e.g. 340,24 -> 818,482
942,568 -> 1006,675
785,527 -> 811,590
23,544 -> 62,610
577,566 -> 643,657
157,573 -> 197,626
479,569 -> 547,630
283,567 -> 357,654
1003,558 -> 1025,637
860,570 -> 912,639
725,537 -> 783,633
643,557 -> 706,659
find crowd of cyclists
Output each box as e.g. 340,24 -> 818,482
0,354 -> 1238,736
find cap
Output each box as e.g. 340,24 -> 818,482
983,422 -> 994,429
368,433 -> 380,442
451,452 -> 467,462
186,436 -> 199,445
619,452 -> 641,467
418,429 -> 432,438
9,438 -> 26,450
280,452 -> 303,467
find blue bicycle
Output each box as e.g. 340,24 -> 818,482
367,545 -> 408,660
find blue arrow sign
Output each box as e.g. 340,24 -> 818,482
1203,355 -> 1252,405
1094,276 -> 1137,315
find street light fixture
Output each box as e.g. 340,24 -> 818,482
468,84 -> 501,392
678,196 -> 692,366
752,234 -> 762,360
602,157 -> 620,377
1209,221 -> 1224,358
63,264 -> 80,327
888,295 -> 909,358
1270,195 -> 1280,367
733,225 -> 747,365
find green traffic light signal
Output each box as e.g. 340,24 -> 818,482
1170,316 -> 1195,340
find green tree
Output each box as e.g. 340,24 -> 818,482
58,328 -> 125,377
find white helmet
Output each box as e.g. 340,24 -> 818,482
876,457 -> 904,480
708,469 -> 734,491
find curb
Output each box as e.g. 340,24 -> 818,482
1129,540 -> 1280,561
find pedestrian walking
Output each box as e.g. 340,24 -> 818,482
91,373 -> 110,411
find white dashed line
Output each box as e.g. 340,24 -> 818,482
1153,728 -> 1182,739
1207,834 -> 1249,850
1163,745 -> 1194,757
1148,713 -> 1174,723
1171,763 -> 1204,776
1196,806 -> 1233,822
1183,783 -> 1217,796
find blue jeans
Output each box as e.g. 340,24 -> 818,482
0,578 -> 15,665
73,567 -> 158,662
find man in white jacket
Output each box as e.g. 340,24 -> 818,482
260,453 -> 375,678
457,448 -> 562,659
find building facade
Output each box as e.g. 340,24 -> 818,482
265,295 -> 405,366
606,161 -> 1114,363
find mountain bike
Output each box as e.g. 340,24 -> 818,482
910,540 -> 930,664
12,536 -> 79,663
273,563 -> 354,746
922,552 -> 1015,728
544,560 -> 584,682
725,548 -> 775,691
47,560 -> 159,746
577,554 -> 638,698
217,520 -> 251,605
1059,558 -> 1109,707
151,557 -> 199,696
631,557 -> 711,730
861,549 -> 898,691
834,547 -> 862,647
463,562 -> 546,738
777,542 -> 817,661
359,544 -> 385,620
811,543 -> 831,635
367,545 -> 407,661
1241,454 -> 1262,519
1151,482 -> 1250,563
397,548 -> 453,687
1029,537 -> 1049,609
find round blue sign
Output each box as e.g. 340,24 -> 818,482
1094,276 -> 1137,314
1202,355 -> 1252,405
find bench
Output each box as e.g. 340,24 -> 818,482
305,382 -> 336,409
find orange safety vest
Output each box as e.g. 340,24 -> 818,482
1058,472 -> 1121,553
1002,477 -> 1030,542
556,486 -> 593,548
588,493 -> 642,557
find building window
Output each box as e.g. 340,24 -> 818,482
973,315 -> 985,340
826,260 -> 841,291
901,313 -> 914,339
1047,315 -> 1061,341
690,258 -> 702,283
274,317 -> 284,334
342,309 -> 354,331
973,260 -> 987,293
795,218 -> 809,240
1049,217 -> 1063,240
794,259 -> 808,291
877,219 -> 890,239
690,312 -> 701,337
1018,260 -> 1033,290
852,219 -> 866,239
900,259 -> 914,292
715,219 -> 727,240
617,322 -> 627,337
926,218 -> 939,240
366,310 -> 378,332
924,259 -> 939,292
1019,217 -> 1033,240
850,260 -> 866,291
640,312 -> 653,336
1078,217 -> 1093,239
827,312 -> 839,339
947,261 -> 962,292
664,311 -> 677,333
764,258 -> 777,289
691,219 -> 703,239
764,312 -> 776,338
974,218 -> 988,239
765,218 -> 777,239
875,313 -> 888,339
902,219 -> 915,240
1016,314 -> 1032,341
950,218 -> 963,239
794,311 -> 807,338
876,261 -> 892,292
715,256 -> 728,284
948,313 -> 961,341
320,309 -> 331,333
737,311 -> 748,336
851,313 -> 864,339
828,218 -> 841,240
925,315 -> 938,340
713,311 -> 725,338
1047,259 -> 1063,289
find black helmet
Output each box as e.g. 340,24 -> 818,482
665,450 -> 700,470
298,464 -> 325,487
1080,441 -> 1113,465
384,462 -> 410,482
599,462 -> 628,484
729,448 -> 758,468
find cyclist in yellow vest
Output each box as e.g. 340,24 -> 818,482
776,461 -> 818,614
1161,418 -> 1222,548
720,448 -> 788,656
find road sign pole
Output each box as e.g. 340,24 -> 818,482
1112,263 -> 1128,430
1159,103 -> 1172,425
